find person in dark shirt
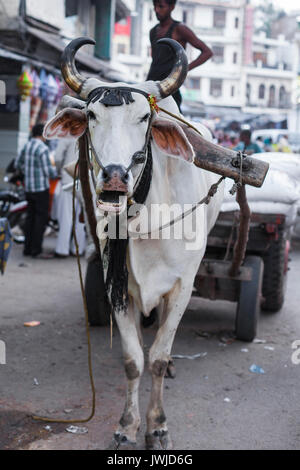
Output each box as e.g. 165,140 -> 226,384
234,129 -> 263,155
147,0 -> 213,110
15,123 -> 57,259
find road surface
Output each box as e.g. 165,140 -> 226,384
0,234 -> 299,450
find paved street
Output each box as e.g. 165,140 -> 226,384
0,233 -> 300,450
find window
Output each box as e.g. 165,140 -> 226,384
210,79 -> 222,97
233,52 -> 237,64
258,84 -> 265,99
269,85 -> 276,107
187,77 -> 201,89
235,17 -> 239,29
213,9 -> 226,28
231,86 -> 235,97
212,45 -> 224,64
279,86 -> 287,107
253,52 -> 267,66
182,10 -> 188,24
246,83 -> 251,103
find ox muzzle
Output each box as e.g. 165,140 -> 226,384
97,164 -> 129,214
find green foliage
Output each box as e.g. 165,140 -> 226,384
255,0 -> 286,37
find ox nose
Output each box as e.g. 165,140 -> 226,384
102,165 -> 129,193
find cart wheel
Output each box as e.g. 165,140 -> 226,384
85,257 -> 110,326
235,256 -> 263,342
261,227 -> 288,313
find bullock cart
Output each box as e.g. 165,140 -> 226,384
84,126 -> 271,343
194,211 -> 289,342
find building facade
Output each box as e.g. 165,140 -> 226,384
0,0 -> 131,176
113,0 -> 299,129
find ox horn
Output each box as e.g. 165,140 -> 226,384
156,38 -> 188,99
61,37 -> 96,96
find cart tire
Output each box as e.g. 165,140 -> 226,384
235,256 -> 263,342
85,257 -> 110,326
261,228 -> 288,313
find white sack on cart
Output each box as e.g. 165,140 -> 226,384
223,170 -> 300,206
221,200 -> 298,227
251,152 -> 300,181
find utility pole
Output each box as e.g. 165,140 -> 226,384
130,0 -> 144,56
94,0 -> 116,60
19,0 -> 26,19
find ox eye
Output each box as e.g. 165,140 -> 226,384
140,113 -> 150,123
87,110 -> 96,120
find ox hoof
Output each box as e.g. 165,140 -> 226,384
145,429 -> 173,450
165,359 -> 176,379
112,432 -> 137,450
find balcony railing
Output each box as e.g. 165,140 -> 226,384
246,100 -> 291,109
251,62 -> 293,72
194,26 -> 225,36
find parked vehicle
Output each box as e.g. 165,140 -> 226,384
0,160 -> 59,243
252,129 -> 300,153
0,161 -> 27,243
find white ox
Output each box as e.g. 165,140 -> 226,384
45,38 -> 224,449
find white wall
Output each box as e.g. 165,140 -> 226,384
0,0 -> 65,30
26,0 -> 65,29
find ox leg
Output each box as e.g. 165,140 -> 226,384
146,281 -> 192,450
113,300 -> 144,447
157,300 -> 176,379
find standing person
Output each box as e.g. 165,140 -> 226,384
147,0 -> 213,110
234,129 -> 263,155
14,123 -> 57,259
54,139 -> 86,258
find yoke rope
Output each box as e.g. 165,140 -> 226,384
158,106 -> 203,136
32,160 -> 96,425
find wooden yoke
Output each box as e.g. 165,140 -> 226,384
181,126 -> 269,188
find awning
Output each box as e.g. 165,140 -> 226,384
0,46 -> 61,74
0,25 -> 125,81
26,25 -> 113,75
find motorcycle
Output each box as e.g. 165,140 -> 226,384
0,160 -> 27,243
0,160 -> 60,244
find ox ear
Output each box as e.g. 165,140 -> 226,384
151,117 -> 194,162
43,107 -> 87,140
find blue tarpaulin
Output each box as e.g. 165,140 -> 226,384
0,218 -> 12,274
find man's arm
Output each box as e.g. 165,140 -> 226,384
177,24 -> 213,71
14,146 -> 25,172
41,148 -> 57,180
54,139 -> 68,175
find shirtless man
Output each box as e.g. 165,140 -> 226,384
147,0 -> 213,110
